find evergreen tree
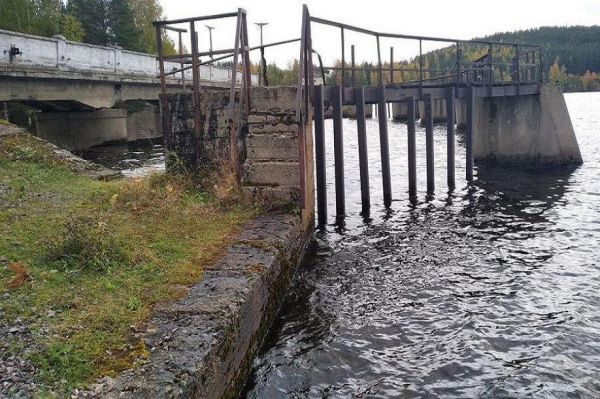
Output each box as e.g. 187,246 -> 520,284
66,0 -> 110,45
109,0 -> 142,50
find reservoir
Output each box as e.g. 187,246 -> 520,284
244,92 -> 600,397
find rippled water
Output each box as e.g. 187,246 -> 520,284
244,92 -> 600,398
80,139 -> 165,177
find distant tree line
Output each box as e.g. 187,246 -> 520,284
0,0 -> 175,54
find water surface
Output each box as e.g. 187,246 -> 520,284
244,92 -> 600,398
80,139 -> 165,177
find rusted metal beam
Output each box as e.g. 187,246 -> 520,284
155,12 -> 238,26
190,21 -> 202,164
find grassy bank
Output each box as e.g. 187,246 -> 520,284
0,129 -> 254,395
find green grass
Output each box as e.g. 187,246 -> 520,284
0,132 -> 254,395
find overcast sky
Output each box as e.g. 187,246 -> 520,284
159,0 -> 599,66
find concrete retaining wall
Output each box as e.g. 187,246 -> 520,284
474,83 -> 582,166
96,86 -> 315,398
95,214 -> 312,398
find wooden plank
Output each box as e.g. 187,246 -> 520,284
355,87 -> 370,212
314,85 -> 327,225
332,86 -> 345,216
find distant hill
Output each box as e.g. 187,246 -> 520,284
480,25 -> 600,76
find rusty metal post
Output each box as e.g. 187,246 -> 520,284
155,25 -> 167,98
241,10 -> 251,114
407,97 -> 417,197
190,21 -> 202,164
178,31 -> 185,88
332,85 -> 345,216
296,5 -> 308,209
466,86 -> 474,182
378,86 -> 392,207
446,87 -> 455,190
228,11 -> 243,173
351,44 -> 356,87
419,39 -> 423,94
455,41 -> 460,95
376,35 -> 383,86
516,44 -> 521,95
488,43 -> 493,96
538,47 -> 543,84
355,87 -> 370,212
314,85 -> 327,225
390,47 -> 394,84
424,93 -> 434,193
341,27 -> 345,89
154,25 -> 171,149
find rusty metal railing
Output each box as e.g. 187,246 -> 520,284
154,11 -> 300,174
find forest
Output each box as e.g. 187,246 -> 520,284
0,0 -> 175,54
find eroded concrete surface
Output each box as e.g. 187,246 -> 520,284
94,214 -> 310,399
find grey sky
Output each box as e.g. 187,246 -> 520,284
159,0 -> 598,66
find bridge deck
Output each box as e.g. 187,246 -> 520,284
322,83 -> 540,105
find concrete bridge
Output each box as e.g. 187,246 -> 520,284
0,29 -> 254,150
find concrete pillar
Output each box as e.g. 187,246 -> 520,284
35,109 -> 127,151
455,98 -> 467,130
418,98 -> 447,124
244,86 -> 314,219
126,103 -> 161,142
392,101 -> 421,121
474,83 -> 582,167
392,102 -> 408,121
52,34 -> 68,69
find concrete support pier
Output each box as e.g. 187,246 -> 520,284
418,98 -> 447,124
35,109 -> 127,151
474,83 -> 582,167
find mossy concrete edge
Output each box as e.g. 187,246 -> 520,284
93,213 -> 312,398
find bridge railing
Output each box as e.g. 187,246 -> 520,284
296,6 -> 543,122
153,11 -> 300,173
0,28 -> 242,84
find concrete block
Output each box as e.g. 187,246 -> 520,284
246,134 -> 299,161
243,161 -> 299,186
248,122 -> 298,135
250,86 -> 298,112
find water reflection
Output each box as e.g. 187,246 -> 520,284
244,93 -> 600,398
